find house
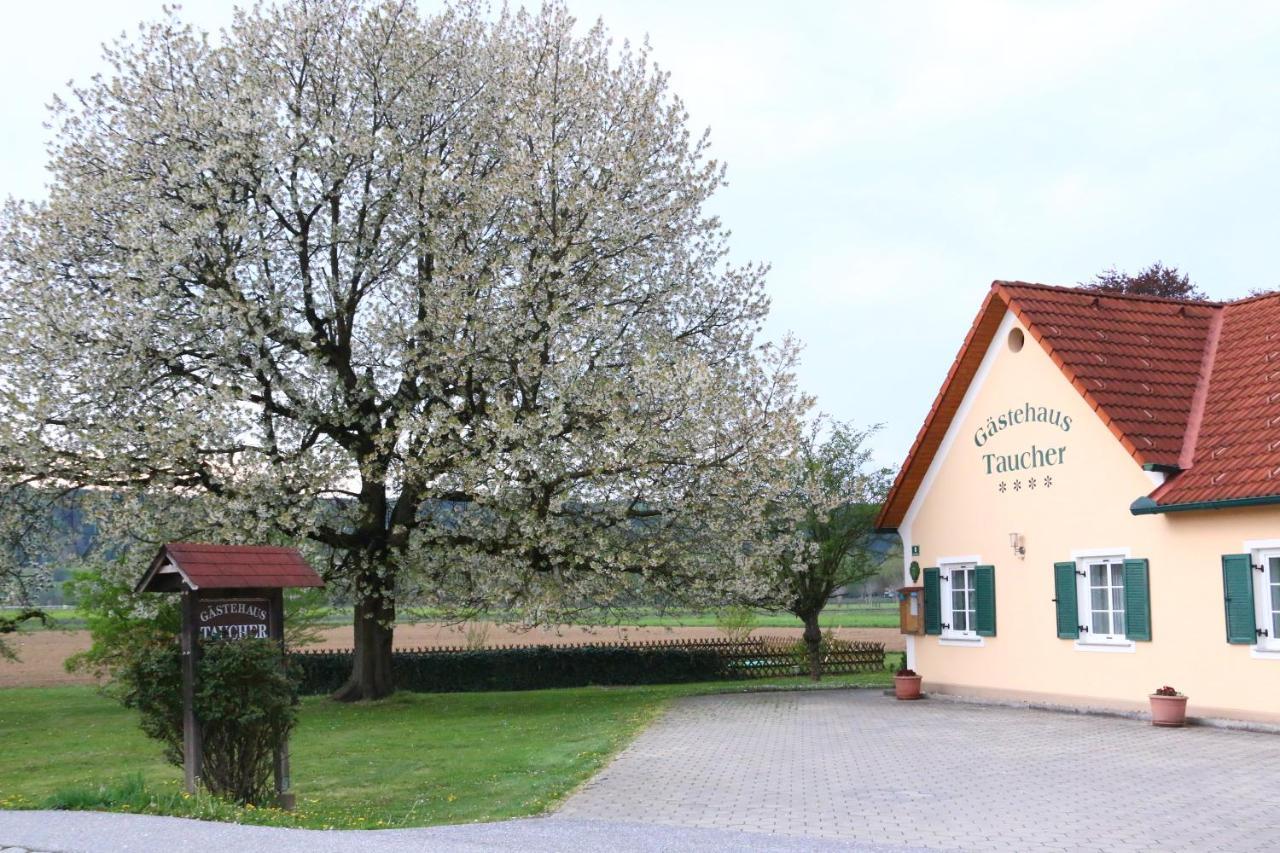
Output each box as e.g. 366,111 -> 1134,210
877,281 -> 1280,723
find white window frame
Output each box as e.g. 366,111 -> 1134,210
938,555 -> 983,647
1243,539 -> 1280,660
1071,547 -> 1135,654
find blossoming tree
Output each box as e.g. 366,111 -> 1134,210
0,0 -> 807,698
763,420 -> 894,679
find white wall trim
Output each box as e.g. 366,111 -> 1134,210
940,636 -> 986,648
899,518 -> 916,671
1070,547 -> 1131,560
1246,542 -> 1280,655
1074,639 -> 1136,654
900,308 -> 1017,535
892,307 -> 1013,672
937,554 -> 982,567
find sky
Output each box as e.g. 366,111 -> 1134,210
4,1 -> 1280,469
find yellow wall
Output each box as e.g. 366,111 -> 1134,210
905,312 -> 1280,722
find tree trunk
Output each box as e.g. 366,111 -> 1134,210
802,612 -> 822,681
332,586 -> 396,702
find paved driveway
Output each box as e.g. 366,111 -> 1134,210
557,690 -> 1280,852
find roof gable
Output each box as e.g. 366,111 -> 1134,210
878,281 -> 1247,529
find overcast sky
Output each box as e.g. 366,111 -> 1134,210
4,1 -> 1280,468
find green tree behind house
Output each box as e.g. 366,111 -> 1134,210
765,420 -> 894,680
1080,262 -> 1205,300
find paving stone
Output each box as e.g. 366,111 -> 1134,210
554,689 -> 1279,851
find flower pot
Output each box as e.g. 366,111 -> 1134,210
894,674 -> 922,700
1149,693 -> 1188,727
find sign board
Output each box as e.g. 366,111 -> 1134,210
136,542 -> 324,808
197,599 -> 271,641
898,585 -> 925,635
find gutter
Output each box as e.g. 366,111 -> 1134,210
1130,493 -> 1280,515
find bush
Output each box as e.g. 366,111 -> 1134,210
293,644 -> 728,695
122,639 -> 298,805
290,639 -> 885,696
64,566 -> 180,682
120,639 -> 186,766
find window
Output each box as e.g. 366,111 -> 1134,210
923,561 -> 996,643
1225,546 -> 1280,656
1085,558 -> 1126,638
1053,553 -> 1150,649
1262,553 -> 1280,651
944,564 -> 977,637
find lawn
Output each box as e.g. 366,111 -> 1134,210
0,668 -> 895,829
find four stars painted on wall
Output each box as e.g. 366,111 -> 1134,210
997,475 -> 1053,495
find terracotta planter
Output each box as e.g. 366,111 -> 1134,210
1150,693 -> 1188,727
894,674 -> 923,700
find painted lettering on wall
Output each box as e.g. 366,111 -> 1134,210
974,402 -> 1071,484
982,444 -> 1066,474
973,402 -> 1071,448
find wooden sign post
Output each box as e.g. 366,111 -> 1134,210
136,543 -> 324,807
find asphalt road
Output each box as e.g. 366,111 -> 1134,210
0,811 -> 931,852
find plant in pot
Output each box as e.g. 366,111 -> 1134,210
1149,685 -> 1188,727
894,662 -> 922,700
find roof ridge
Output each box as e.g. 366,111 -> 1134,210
993,280 -> 1226,308
1175,307 -> 1224,471
1222,289 -> 1280,308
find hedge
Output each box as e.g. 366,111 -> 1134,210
289,638 -> 884,695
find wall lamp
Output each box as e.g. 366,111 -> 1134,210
1009,532 -> 1025,559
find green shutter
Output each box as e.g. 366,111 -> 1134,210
1123,558 -> 1152,641
923,567 -> 941,635
974,565 -> 996,637
1054,561 -> 1079,639
1222,553 -> 1257,644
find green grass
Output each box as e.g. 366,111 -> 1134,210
0,669 -> 892,829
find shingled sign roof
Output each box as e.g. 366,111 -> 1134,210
877,281 -> 1280,528
136,543 -> 325,592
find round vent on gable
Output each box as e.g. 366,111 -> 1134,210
1008,327 -> 1025,352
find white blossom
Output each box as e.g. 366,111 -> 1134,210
0,0 -> 808,696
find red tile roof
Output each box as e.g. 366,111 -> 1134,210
999,283 -> 1218,467
137,543 -> 325,591
877,281 -> 1280,528
1146,292 -> 1280,508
